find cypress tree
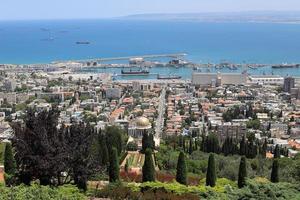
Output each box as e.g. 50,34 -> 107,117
4,142 -> 16,175
274,145 -> 281,159
260,139 -> 267,158
206,153 -> 216,187
238,156 -> 247,188
125,159 -> 129,173
239,136 -> 246,155
99,134 -> 109,165
108,147 -> 119,182
141,131 -> 148,153
178,135 -> 183,148
189,138 -> 193,155
149,133 -> 155,150
142,148 -> 155,182
207,133 -> 220,153
176,151 -> 187,185
271,159 -> 279,183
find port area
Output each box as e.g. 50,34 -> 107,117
1,53 -> 299,73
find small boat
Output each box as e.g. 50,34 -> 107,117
157,75 -> 182,80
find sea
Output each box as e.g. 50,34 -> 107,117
1,19 -> 300,80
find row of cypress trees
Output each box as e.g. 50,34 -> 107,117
178,134 -> 287,160
175,152 -> 280,187
105,143 -> 279,187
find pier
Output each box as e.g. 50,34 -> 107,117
54,53 -> 187,64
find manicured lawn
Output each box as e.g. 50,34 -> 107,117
126,152 -> 145,168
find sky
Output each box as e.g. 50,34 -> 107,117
1,0 -> 300,20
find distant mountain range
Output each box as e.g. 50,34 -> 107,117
120,11 -> 300,23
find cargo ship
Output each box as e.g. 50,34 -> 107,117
157,75 -> 182,80
121,69 -> 149,75
272,64 -> 300,69
76,41 -> 90,45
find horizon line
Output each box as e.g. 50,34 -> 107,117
2,10 -> 300,22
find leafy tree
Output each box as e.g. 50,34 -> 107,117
142,148 -> 155,182
12,108 -> 97,189
176,151 -> 187,185
271,159 -> 279,183
246,119 -> 261,130
108,147 -> 119,183
65,123 -> 97,191
238,156 -> 247,188
206,153 -> 216,187
12,108 -> 63,185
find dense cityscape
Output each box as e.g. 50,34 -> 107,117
2,0 -> 300,199
0,57 -> 299,199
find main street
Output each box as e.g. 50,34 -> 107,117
154,86 -> 166,146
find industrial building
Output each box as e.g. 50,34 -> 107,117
192,72 -> 247,86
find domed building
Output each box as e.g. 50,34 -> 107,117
128,116 -> 152,138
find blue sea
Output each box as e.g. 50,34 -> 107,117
1,19 -> 300,79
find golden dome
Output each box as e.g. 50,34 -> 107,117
136,117 -> 151,128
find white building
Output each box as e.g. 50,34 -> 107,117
132,81 -> 153,91
248,75 -> 284,85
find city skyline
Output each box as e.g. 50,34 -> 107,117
1,0 -> 300,20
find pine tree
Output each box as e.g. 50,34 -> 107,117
108,147 -> 119,182
238,156 -> 247,188
4,142 -> 16,175
142,148 -> 155,182
176,151 -> 187,185
271,159 -> 279,183
206,153 -> 216,187
274,145 -> 281,159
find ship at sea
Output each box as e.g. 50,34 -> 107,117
76,41 -> 90,45
272,63 -> 300,69
157,74 -> 182,80
121,68 -> 149,75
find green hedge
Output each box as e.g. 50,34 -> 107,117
91,178 -> 300,200
0,184 -> 86,200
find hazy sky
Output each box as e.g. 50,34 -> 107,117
1,0 -> 300,20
